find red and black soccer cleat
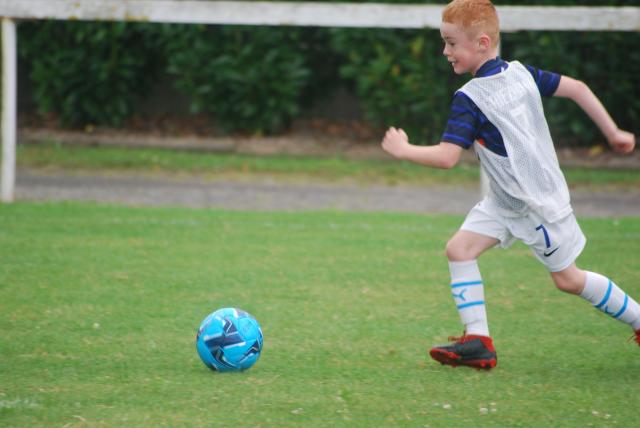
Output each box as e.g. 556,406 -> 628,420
631,329 -> 640,346
429,334 -> 497,370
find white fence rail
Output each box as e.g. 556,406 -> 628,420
1,0 -> 639,202
2,1 -> 640,31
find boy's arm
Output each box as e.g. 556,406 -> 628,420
381,127 -> 462,169
553,75 -> 635,154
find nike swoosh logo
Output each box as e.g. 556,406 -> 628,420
544,247 -> 560,257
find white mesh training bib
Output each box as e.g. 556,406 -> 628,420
459,61 -> 571,222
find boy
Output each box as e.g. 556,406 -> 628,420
381,0 -> 638,370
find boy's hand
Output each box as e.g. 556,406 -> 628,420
608,129 -> 636,154
381,127 -> 410,159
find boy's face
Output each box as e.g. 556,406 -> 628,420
440,22 -> 487,76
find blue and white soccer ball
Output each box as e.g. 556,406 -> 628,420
196,307 -> 263,372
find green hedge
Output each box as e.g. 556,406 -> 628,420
17,1 -> 639,145
329,27 -> 469,143
18,21 -> 163,127
503,31 -> 639,146
163,25 -> 312,134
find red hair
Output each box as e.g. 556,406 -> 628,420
442,0 -> 500,48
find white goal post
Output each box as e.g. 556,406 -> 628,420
1,0 -> 639,202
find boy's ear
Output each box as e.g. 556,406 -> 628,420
477,33 -> 491,51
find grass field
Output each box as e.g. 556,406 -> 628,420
1,202 -> 639,427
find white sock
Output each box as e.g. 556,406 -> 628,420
580,271 -> 640,331
449,260 -> 489,337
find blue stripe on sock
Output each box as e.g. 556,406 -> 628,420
594,280 -> 613,309
451,280 -> 483,289
457,300 -> 484,309
613,294 -> 629,319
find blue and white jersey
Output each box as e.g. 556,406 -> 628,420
441,57 -> 560,157
452,60 -> 571,222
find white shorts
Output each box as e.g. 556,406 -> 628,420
460,199 -> 587,272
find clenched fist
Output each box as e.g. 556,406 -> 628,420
381,127 -> 410,159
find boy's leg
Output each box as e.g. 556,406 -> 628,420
522,213 -> 640,343
551,265 -> 640,339
446,230 -> 500,337
430,203 -> 504,369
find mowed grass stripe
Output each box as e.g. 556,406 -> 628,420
17,142 -> 640,189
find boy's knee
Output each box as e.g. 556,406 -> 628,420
550,266 -> 586,295
445,231 -> 498,261
445,238 -> 470,261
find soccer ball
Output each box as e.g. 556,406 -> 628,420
196,307 -> 263,372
